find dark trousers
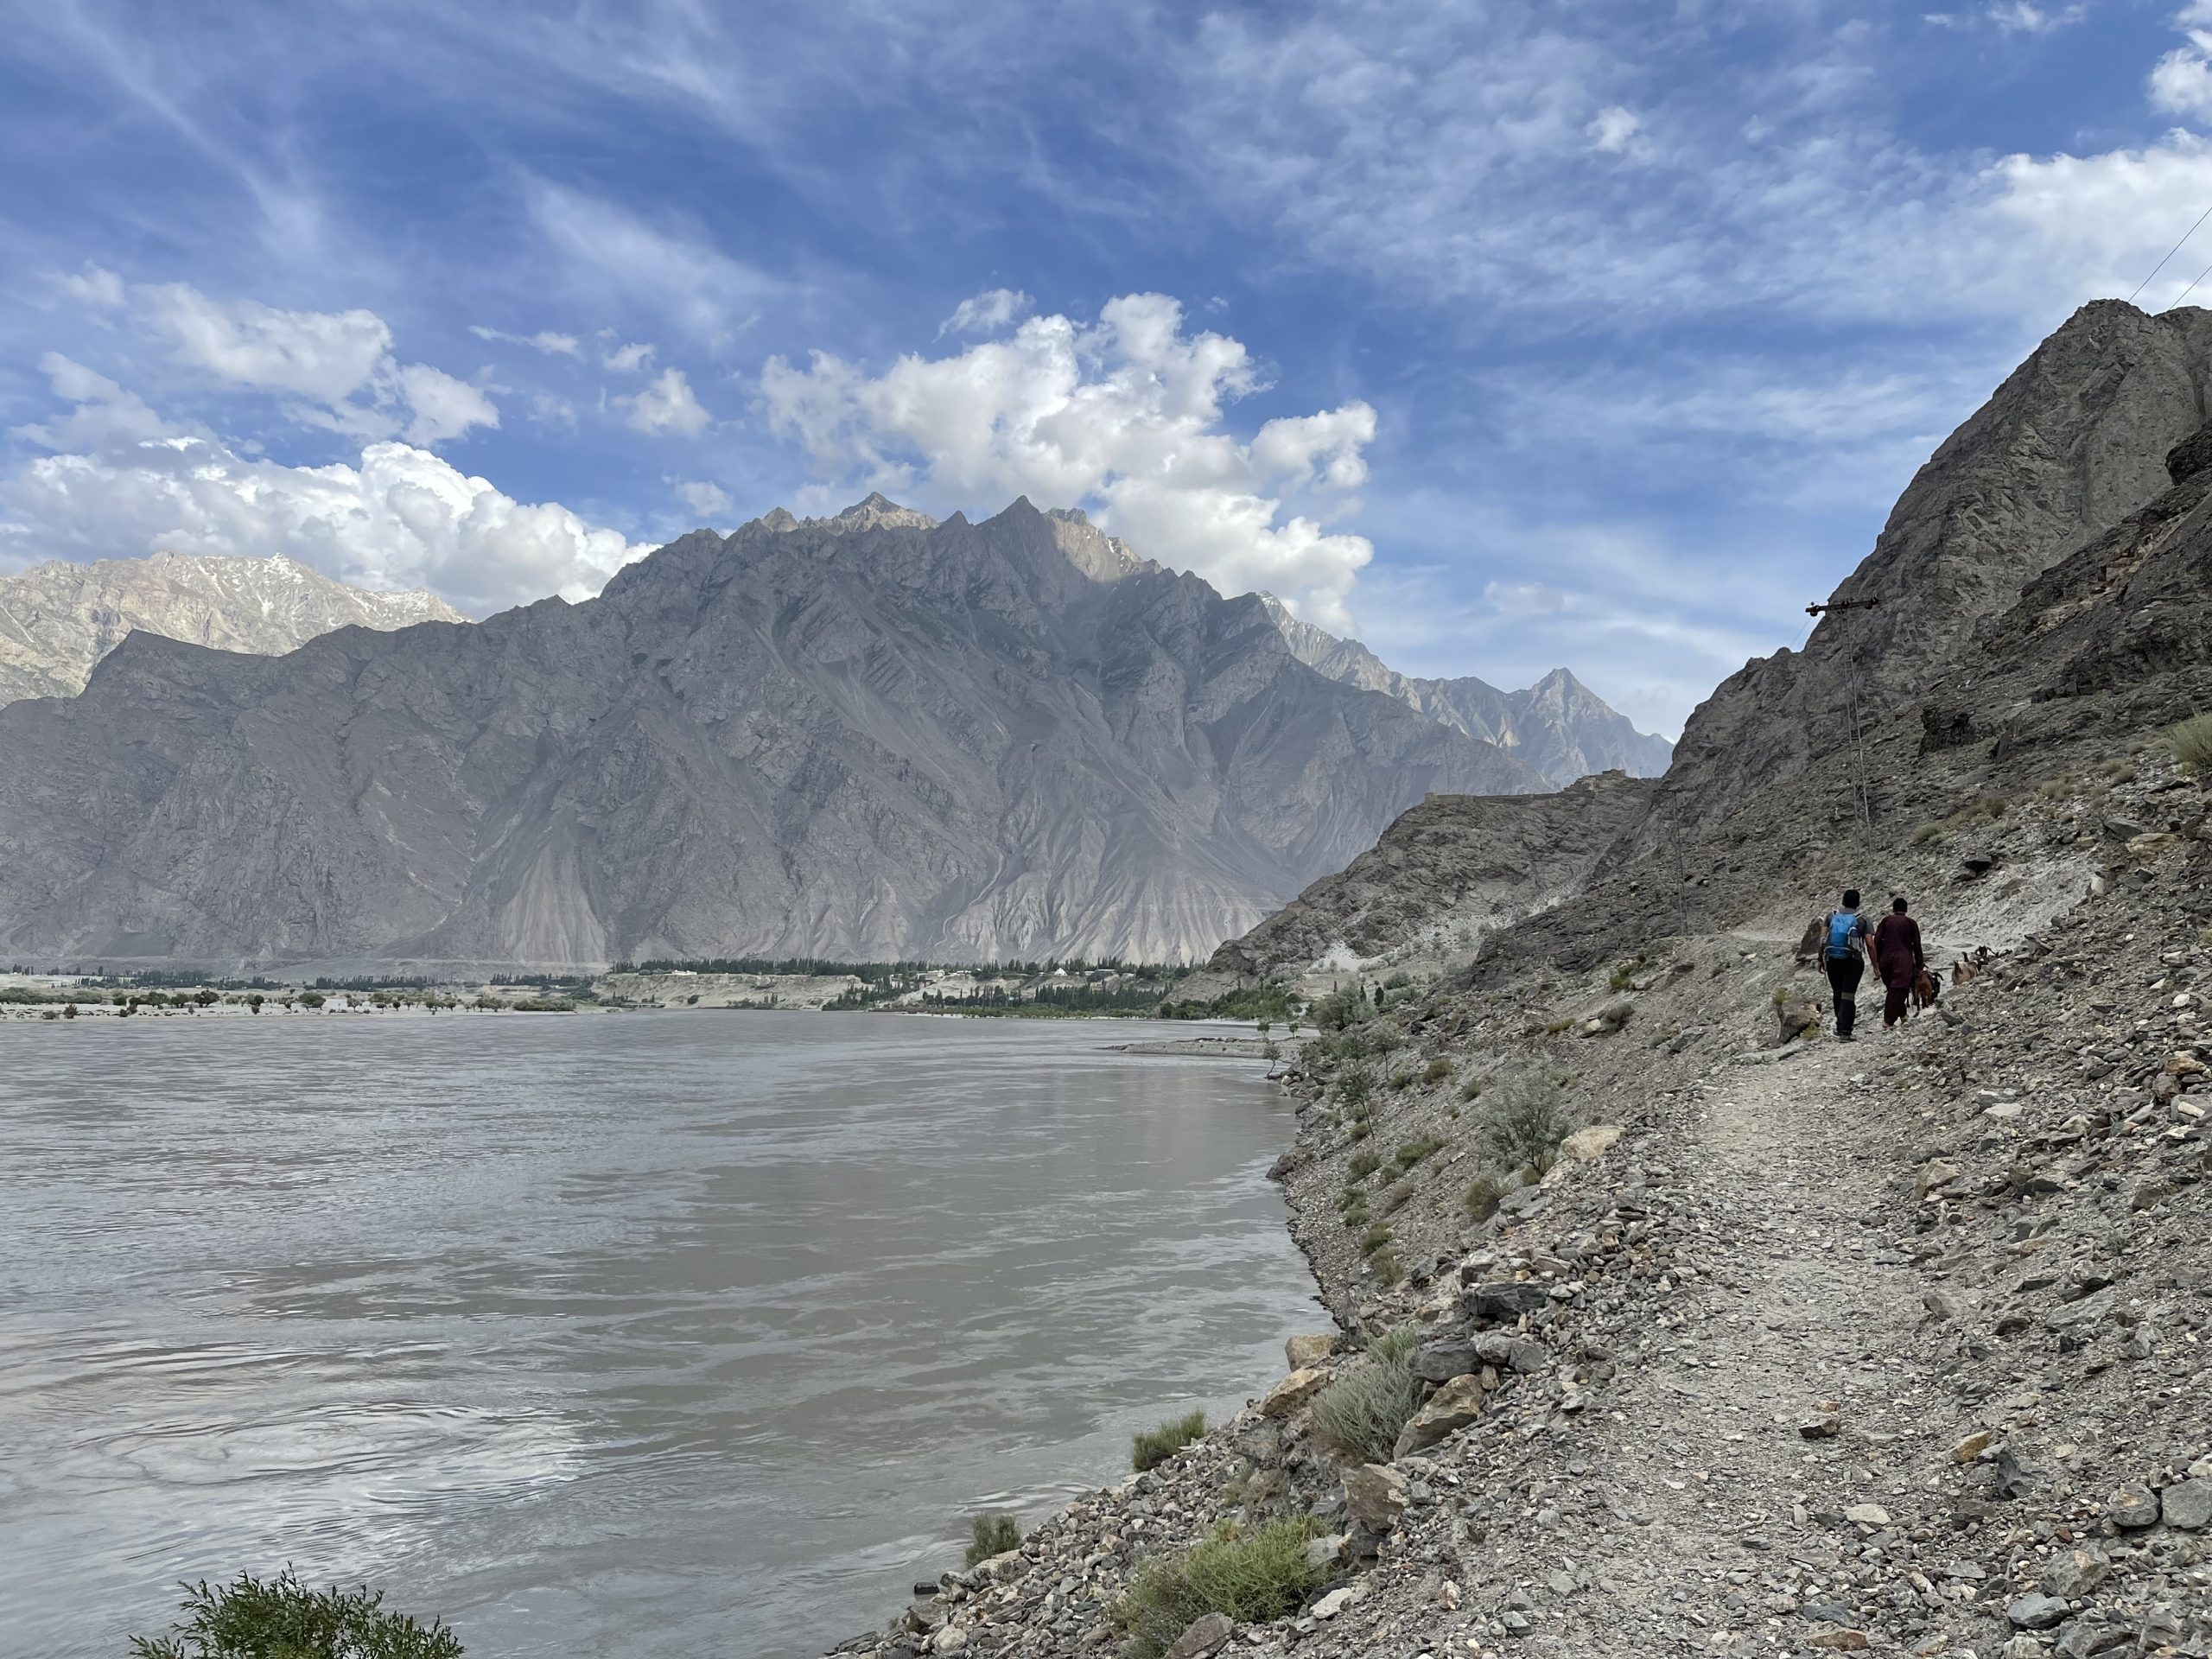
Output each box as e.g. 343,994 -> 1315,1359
1883,977 -> 1912,1028
1826,954 -> 1863,1037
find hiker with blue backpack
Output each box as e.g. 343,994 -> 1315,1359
1820,889 -> 1876,1042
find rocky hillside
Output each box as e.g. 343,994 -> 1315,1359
829,301 -> 2212,1659
0,551 -> 461,706
0,498 -> 1548,969
1261,596 -> 1673,785
1198,771 -> 1653,985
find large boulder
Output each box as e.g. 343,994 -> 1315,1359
1342,1463 -> 1410,1531
1257,1367 -> 1332,1420
1393,1375 -> 1486,1458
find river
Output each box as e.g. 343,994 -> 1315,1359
0,1013 -> 1317,1657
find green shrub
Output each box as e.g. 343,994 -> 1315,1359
1459,1070 -> 1490,1103
127,1569 -> 461,1659
1465,1170 -> 1508,1222
1111,1519 -> 1325,1658
1346,1119 -> 1370,1142
1339,1198 -> 1370,1231
2167,712 -> 2212,779
1393,1134 -> 1445,1171
1911,820 -> 1944,843
1367,1020 -> 1404,1053
2101,756 -> 2133,780
965,1513 -> 1023,1566
1421,1057 -> 1452,1084
1309,1327 -> 1420,1464
1313,987 -> 1366,1031
1131,1409 -> 1207,1471
1370,1246 -> 1402,1286
1382,971 -> 1413,990
1482,1059 -> 1571,1175
1378,1179 -> 1414,1216
1357,1222 -> 1394,1256
1345,1148 -> 1381,1182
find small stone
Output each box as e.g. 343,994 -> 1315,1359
1304,1533 -> 1348,1572
2161,1477 -> 2212,1529
1284,1333 -> 1336,1371
2040,1546 -> 2107,1598
1164,1612 -> 1234,1659
1805,1632 -> 1871,1652
1800,1412 -> 1841,1440
1257,1367 -> 1330,1420
1953,1430 -> 1998,1462
2107,1486 -> 2160,1528
1471,1331 -> 1550,1374
1500,1611 -> 1534,1637
2006,1592 -> 2069,1630
1545,1569 -> 1574,1596
1843,1503 -> 1891,1527
931,1627 -> 970,1655
1310,1586 -> 1361,1621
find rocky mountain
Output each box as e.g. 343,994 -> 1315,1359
0,551 -> 463,707
830,302 -> 2212,1659
0,497 -> 1550,969
1259,596 -> 1672,785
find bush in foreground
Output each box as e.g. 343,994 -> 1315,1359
1112,1519 -> 1325,1658
128,1569 -> 461,1658
964,1513 -> 1022,1567
1309,1325 -> 1419,1465
1131,1409 -> 1207,1472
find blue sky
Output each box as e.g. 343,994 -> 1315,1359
5,0 -> 2212,734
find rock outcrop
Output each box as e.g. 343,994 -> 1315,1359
0,499 -> 1549,968
0,551 -> 462,706
1261,596 -> 1673,785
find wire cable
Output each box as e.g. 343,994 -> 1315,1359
2129,201 -> 2212,304
2170,257 -> 2212,311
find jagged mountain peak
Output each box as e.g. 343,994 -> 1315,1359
1253,600 -> 1670,786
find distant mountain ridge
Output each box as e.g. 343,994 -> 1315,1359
0,498 -> 1554,968
1257,595 -> 1671,785
0,551 -> 463,706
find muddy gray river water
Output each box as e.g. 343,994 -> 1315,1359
0,1013 -> 1316,1657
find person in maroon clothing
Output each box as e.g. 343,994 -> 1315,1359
1873,895 -> 1924,1029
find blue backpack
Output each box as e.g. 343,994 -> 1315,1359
1825,911 -> 1861,961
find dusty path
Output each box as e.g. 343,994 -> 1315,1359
1529,1035 -> 1964,1656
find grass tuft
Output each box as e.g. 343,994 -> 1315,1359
1310,1326 -> 1420,1464
2167,711 -> 2212,779
1131,1408 -> 1208,1472
1111,1519 -> 1325,1659
965,1513 -> 1022,1567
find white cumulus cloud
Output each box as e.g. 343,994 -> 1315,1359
760,293 -> 1376,628
674,478 -> 733,518
622,366 -> 710,435
4,355 -> 640,613
938,288 -> 1033,338
8,435 -> 643,614
60,271 -> 499,446
602,340 -> 657,372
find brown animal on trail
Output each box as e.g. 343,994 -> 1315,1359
1912,969 -> 1940,1013
1949,946 -> 1993,987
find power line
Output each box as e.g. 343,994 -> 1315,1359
2129,201 -> 2212,305
2171,257 -> 2212,311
